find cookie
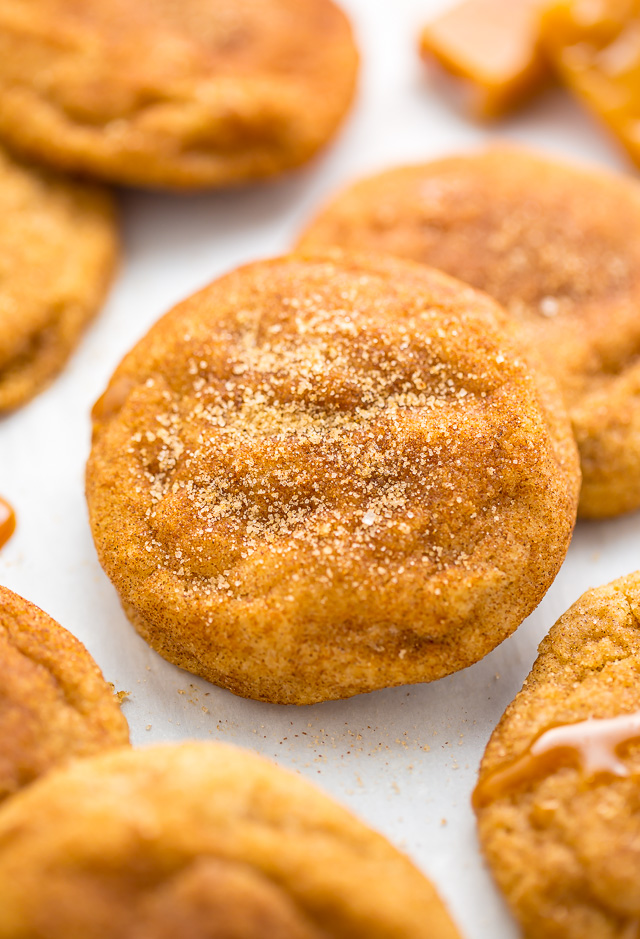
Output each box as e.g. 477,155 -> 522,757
0,0 -> 358,189
474,572 -> 640,939
0,741 -> 461,939
298,147 -> 640,518
86,252 -> 579,705
0,145 -> 117,412
0,584 -> 129,804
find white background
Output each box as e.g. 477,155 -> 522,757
1,2 -> 639,936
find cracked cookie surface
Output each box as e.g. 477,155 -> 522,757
475,571 -> 640,939
86,252 -> 579,704
0,741 -> 461,939
0,584 -> 129,804
0,0 -> 358,189
299,148 -> 640,518
0,145 -> 117,411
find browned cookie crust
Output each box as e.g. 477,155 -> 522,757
86,252 -> 579,705
299,148 -> 640,518
0,584 -> 129,804
0,145 -> 117,412
0,741 -> 461,939
475,572 -> 640,939
0,0 -> 358,189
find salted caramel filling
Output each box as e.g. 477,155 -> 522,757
420,0 -> 549,118
473,711 -> 640,809
0,496 -> 15,549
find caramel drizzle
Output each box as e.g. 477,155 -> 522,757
473,711 -> 640,810
0,497 -> 15,550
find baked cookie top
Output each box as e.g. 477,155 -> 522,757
87,252 -> 579,704
299,147 -> 640,518
0,741 -> 461,939
0,584 -> 129,804
0,0 -> 358,189
0,145 -> 117,411
475,571 -> 640,939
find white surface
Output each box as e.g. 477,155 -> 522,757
1,2 -> 639,937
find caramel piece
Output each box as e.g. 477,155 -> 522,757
0,496 -> 15,549
542,0 -> 640,167
420,0 -> 550,118
473,710 -> 640,808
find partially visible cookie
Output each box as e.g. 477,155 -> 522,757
474,572 -> 640,939
87,252 -> 579,705
0,584 -> 129,804
0,0 -> 358,189
298,148 -> 640,518
0,145 -> 117,411
0,741 -> 461,938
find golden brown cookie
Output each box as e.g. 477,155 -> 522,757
298,147 -> 640,518
0,584 -> 129,804
86,252 -> 579,705
0,0 -> 358,189
474,571 -> 640,939
0,741 -> 461,939
0,145 -> 117,412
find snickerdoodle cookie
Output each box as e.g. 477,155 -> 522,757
86,253 -> 579,704
0,741 -> 461,939
0,584 -> 129,804
474,571 -> 640,939
0,0 -> 357,189
299,148 -> 640,518
0,145 -> 117,412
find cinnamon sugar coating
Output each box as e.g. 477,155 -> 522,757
0,584 -> 129,804
0,0 -> 357,189
86,253 -> 579,704
0,145 -> 117,411
298,148 -> 640,518
0,742 -> 461,939
476,572 -> 640,939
